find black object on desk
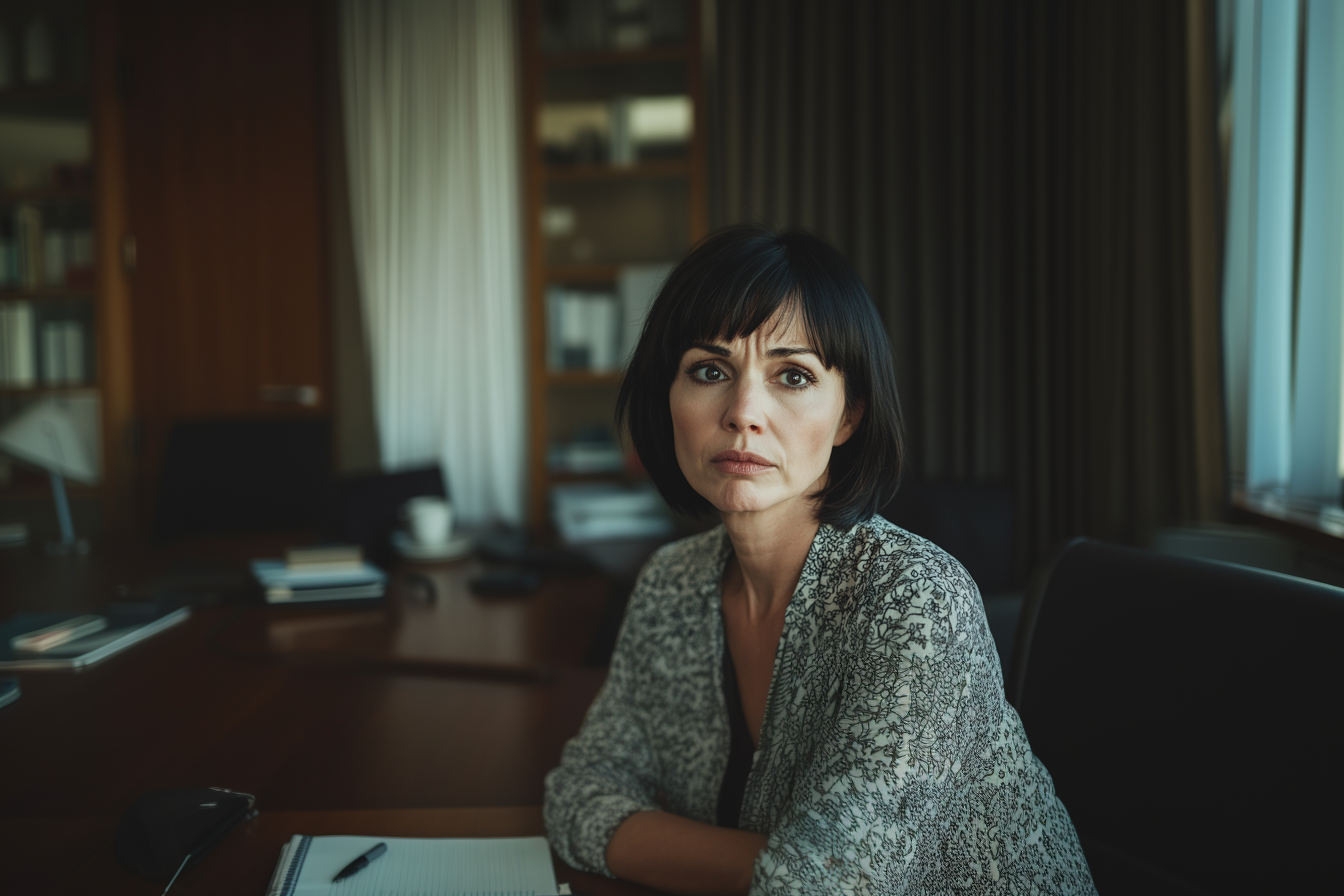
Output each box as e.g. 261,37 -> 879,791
116,787 -> 256,889
333,841 -> 388,882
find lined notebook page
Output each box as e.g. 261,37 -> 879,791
274,835 -> 558,896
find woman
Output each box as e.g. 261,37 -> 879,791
544,226 -> 1095,895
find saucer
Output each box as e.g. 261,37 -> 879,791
392,530 -> 474,562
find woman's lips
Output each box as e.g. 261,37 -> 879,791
711,449 -> 774,475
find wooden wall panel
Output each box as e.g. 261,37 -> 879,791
124,0 -> 328,491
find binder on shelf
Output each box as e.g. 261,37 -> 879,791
1,300 -> 35,386
15,205 -> 42,289
547,287 -> 621,373
39,316 -> 84,385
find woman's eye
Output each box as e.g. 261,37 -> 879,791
781,369 -> 812,388
692,364 -> 726,383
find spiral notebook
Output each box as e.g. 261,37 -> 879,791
265,835 -> 562,896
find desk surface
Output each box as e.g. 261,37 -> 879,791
0,546 -> 637,892
3,807 -> 664,895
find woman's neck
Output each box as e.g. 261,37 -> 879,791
720,498 -> 821,622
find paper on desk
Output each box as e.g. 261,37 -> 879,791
269,835 -> 559,896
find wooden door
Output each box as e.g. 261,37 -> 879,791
122,0 -> 329,516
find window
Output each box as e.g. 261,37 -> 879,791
1222,0 -> 1344,510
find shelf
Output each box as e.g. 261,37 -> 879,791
0,186 -> 94,204
544,159 -> 690,183
548,369 -> 624,387
0,288 -> 94,302
543,44 -> 690,69
0,384 -> 97,396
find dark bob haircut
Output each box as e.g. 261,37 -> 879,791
616,225 -> 904,528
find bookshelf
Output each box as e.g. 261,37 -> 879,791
520,0 -> 708,525
0,0 -> 134,537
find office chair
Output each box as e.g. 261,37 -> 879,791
1009,538 -> 1344,896
331,465 -> 447,570
152,418 -> 333,538
880,480 -> 1022,674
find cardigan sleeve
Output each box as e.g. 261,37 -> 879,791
543,566 -> 665,877
748,555 -> 1091,895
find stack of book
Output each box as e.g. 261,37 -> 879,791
251,545 -> 387,605
0,305 -> 88,386
544,263 -> 673,374
548,428 -> 625,474
547,287 -> 621,371
551,482 -> 674,543
0,204 -> 94,290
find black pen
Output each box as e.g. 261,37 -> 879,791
332,841 -> 388,882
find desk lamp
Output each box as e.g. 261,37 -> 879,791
0,397 -> 99,555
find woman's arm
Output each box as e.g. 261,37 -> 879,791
606,811 -> 767,896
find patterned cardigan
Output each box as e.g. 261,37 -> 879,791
544,517 -> 1096,895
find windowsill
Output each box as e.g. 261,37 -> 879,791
1230,487 -> 1344,554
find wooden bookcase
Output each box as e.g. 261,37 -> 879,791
0,0 -> 135,538
519,0 -> 708,525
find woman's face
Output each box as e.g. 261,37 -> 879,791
669,310 -> 861,519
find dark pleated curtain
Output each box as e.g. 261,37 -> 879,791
712,0 -> 1226,569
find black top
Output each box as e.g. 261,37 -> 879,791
716,644 -> 755,829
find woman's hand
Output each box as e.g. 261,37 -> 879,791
606,810 -> 768,895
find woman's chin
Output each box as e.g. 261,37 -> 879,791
706,481 -> 781,515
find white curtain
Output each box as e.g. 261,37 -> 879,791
340,0 -> 525,524
1222,0 -> 1344,503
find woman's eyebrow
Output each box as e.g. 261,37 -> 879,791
688,342 -> 817,359
765,346 -> 817,359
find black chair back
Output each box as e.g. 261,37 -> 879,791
153,418 -> 332,538
1010,538 -> 1344,895
880,479 -> 1018,591
331,466 -> 447,570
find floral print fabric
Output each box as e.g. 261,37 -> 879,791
544,517 -> 1096,895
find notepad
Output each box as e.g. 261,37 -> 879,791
265,835 -> 560,896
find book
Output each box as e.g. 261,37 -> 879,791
251,559 -> 387,605
0,605 -> 191,670
285,544 -> 365,576
5,300 -> 34,386
265,835 -> 561,896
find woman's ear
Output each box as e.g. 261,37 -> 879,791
834,400 -> 865,446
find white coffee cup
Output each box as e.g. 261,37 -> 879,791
406,496 -> 452,546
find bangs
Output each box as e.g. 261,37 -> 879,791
657,239 -> 845,374
617,225 -> 905,526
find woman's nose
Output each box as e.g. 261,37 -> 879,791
723,379 -> 765,433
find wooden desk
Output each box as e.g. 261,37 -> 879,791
2,807 -> 663,895
0,548 -> 640,892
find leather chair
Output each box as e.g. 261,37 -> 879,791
152,418 -> 332,538
1008,538 -> 1344,895
880,480 -> 1023,675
